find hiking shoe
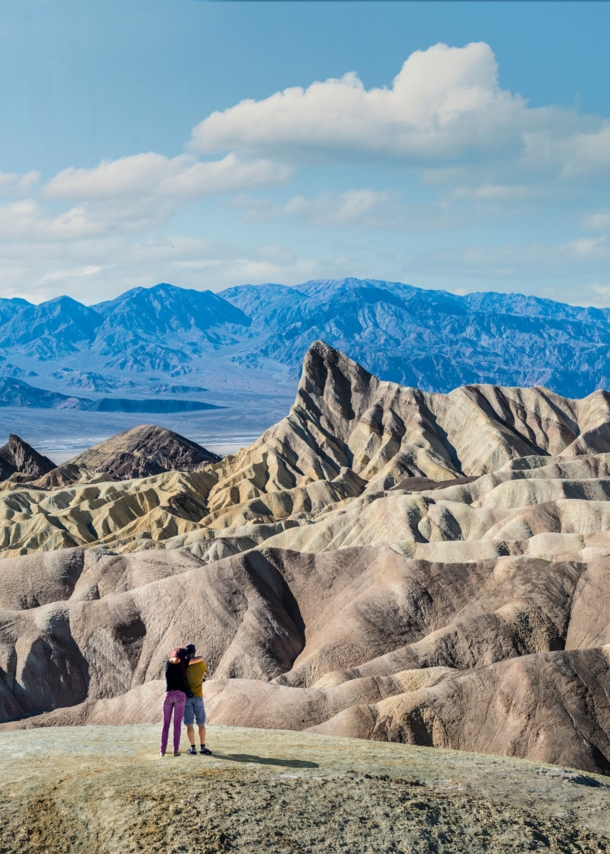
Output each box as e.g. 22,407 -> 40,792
173,751 -> 181,756
200,746 -> 212,756
186,746 -> 197,755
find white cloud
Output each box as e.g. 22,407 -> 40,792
191,43 -> 526,163
0,198 -> 174,240
0,152 -> 292,243
583,210 -> 610,232
0,232 -> 335,303
43,152 -> 291,201
0,170 -> 40,197
237,188 -> 456,232
190,41 -> 610,185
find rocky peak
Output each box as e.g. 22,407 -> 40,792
0,434 -> 56,482
296,340 -> 378,436
68,424 -> 221,480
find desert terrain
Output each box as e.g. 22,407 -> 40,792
0,341 -> 609,782
1,724 -> 609,853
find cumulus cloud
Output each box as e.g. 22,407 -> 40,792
43,152 -> 291,201
191,43 -> 525,163
190,41 -> 610,184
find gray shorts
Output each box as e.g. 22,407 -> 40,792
183,696 -> 206,726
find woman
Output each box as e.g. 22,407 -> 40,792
160,647 -> 188,757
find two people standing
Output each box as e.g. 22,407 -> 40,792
160,643 -> 211,757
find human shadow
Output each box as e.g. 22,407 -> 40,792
213,752 -> 319,769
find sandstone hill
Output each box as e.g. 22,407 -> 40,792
1,342 -> 610,776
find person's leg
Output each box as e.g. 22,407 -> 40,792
195,699 -> 211,754
173,695 -> 186,754
160,695 -> 172,755
184,698 -> 197,753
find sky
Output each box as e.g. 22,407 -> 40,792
1,0 -> 610,306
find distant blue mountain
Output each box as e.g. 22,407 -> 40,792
1,278 -> 610,398
94,283 -> 250,339
0,284 -> 250,371
0,296 -> 100,359
222,278 -> 610,396
0,378 -> 84,409
0,297 -> 32,327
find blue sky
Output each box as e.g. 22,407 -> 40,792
1,0 -> 610,305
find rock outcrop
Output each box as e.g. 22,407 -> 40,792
67,424 -> 221,480
0,433 -> 56,482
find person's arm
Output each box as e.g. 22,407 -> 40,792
187,656 -> 204,665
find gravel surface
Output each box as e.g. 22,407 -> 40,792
0,725 -> 609,853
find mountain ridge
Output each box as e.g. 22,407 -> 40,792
1,278 -> 610,399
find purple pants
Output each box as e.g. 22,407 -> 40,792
160,690 -> 186,754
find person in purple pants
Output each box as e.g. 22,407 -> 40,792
160,647 -> 188,757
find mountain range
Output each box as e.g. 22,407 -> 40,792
1,278 -> 610,405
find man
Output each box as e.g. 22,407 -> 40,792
183,643 -> 212,756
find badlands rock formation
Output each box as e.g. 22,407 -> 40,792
0,434 -> 55,483
1,342 -> 610,776
1,544 -> 609,775
4,340 -> 610,560
67,423 -> 221,480
0,424 -> 220,491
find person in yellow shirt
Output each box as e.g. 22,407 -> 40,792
183,643 -> 212,755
